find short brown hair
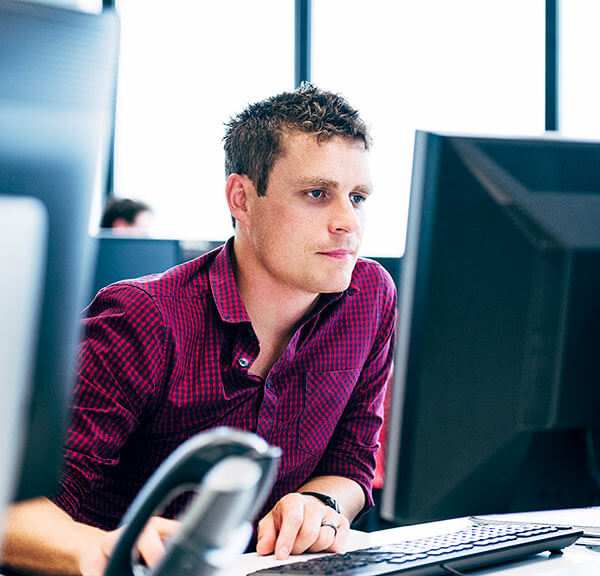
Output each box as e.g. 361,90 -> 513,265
223,83 -> 371,196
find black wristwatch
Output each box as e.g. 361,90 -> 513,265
300,491 -> 340,513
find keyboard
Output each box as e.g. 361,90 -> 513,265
248,523 -> 583,576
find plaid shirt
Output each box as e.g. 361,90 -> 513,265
53,239 -> 396,530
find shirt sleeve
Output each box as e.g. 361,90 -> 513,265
52,282 -> 168,517
310,265 -> 397,513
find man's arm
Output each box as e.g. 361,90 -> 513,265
256,475 -> 364,560
1,498 -> 179,576
1,497 -> 105,576
2,283 -> 171,576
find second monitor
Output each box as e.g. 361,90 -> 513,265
381,131 -> 600,525
91,236 -> 224,298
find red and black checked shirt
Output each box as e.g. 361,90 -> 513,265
53,239 -> 396,530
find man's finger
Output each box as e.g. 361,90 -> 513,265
256,513 -> 277,556
287,496 -> 328,554
273,496 -> 305,560
135,517 -> 181,568
151,517 -> 181,540
307,518 -> 338,553
136,525 -> 167,568
327,514 -> 350,553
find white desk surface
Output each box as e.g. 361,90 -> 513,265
219,517 -> 600,576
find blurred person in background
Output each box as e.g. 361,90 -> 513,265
100,198 -> 154,235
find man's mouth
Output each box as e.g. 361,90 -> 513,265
317,249 -> 355,259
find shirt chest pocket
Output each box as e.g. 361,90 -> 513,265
296,369 -> 360,456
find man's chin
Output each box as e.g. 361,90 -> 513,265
319,274 -> 353,294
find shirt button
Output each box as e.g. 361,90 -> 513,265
238,357 -> 249,368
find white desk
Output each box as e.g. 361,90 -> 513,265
219,518 -> 600,576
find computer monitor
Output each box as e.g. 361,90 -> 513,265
92,235 -> 183,297
0,198 -> 47,541
91,236 -> 225,299
0,0 -> 120,502
380,131 -> 600,525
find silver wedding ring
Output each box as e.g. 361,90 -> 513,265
320,520 -> 339,536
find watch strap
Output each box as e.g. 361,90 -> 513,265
300,491 -> 340,513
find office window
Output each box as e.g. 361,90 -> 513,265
113,0 -> 294,241
313,0 -> 545,256
559,0 -> 600,138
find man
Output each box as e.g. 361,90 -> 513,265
100,197 -> 154,235
1,84 -> 396,576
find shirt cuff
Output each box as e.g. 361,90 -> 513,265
310,452 -> 376,516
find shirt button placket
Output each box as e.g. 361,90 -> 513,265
238,357 -> 249,368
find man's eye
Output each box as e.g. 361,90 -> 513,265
307,189 -> 325,199
351,194 -> 366,205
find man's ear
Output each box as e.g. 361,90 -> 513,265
225,173 -> 254,227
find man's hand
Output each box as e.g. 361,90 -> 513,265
256,493 -> 349,560
79,517 -> 181,576
1,498 -> 182,576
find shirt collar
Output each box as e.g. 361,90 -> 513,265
209,237 -> 250,324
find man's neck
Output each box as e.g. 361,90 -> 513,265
231,238 -> 320,377
233,243 -> 318,335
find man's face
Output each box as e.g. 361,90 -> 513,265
243,132 -> 372,296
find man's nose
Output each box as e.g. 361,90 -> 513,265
328,196 -> 360,234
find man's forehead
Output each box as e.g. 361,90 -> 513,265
279,130 -> 367,153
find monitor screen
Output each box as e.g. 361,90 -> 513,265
92,235 -> 183,297
381,131 -> 600,525
0,0 -> 120,502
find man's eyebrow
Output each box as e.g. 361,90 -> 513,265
353,184 -> 373,196
294,177 -> 338,189
294,177 -> 373,195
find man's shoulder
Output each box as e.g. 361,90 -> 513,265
351,257 -> 397,300
336,258 -> 397,334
